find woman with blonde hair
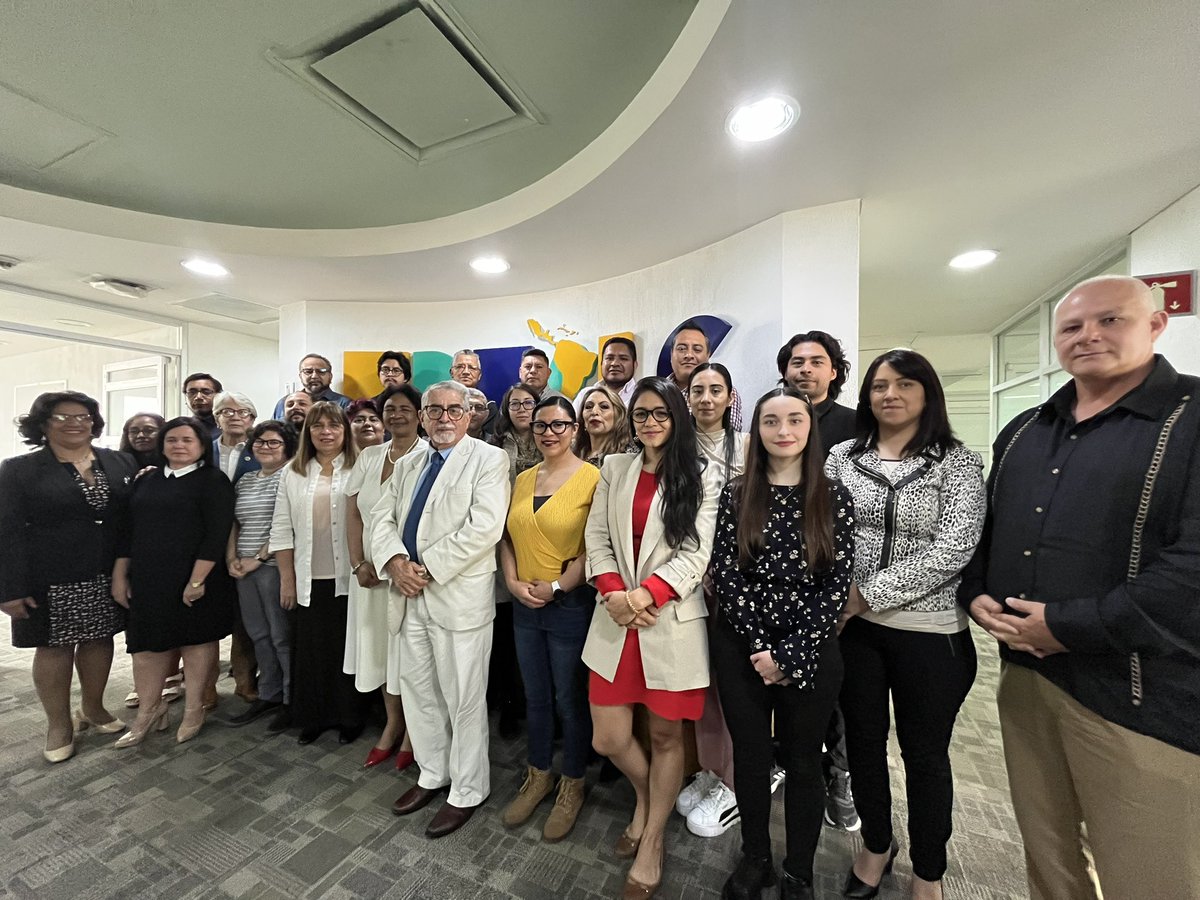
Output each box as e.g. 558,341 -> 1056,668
270,401 -> 366,746
574,384 -> 635,467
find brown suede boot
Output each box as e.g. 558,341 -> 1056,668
542,775 -> 586,842
501,766 -> 555,828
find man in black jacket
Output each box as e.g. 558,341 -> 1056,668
961,275 -> 1200,899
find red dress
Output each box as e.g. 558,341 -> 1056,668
589,471 -> 706,721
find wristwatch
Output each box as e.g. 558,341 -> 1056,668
190,581 -> 203,589
551,579 -> 564,600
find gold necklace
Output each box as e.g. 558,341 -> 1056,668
387,435 -> 420,464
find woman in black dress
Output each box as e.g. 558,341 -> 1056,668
0,392 -> 138,763
708,388 -> 854,900
111,416 -> 236,748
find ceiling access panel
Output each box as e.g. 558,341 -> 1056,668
267,1 -> 543,164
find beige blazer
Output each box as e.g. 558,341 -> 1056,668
582,452 -> 721,692
370,436 -> 510,632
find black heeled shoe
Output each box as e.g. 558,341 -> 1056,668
721,853 -> 777,900
779,868 -> 815,900
843,839 -> 899,899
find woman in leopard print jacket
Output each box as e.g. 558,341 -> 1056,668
824,349 -> 985,900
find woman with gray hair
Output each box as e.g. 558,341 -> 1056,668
212,391 -> 260,484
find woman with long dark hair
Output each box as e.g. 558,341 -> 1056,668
1,392 -> 138,761
499,397 -> 599,841
826,349 -> 985,900
119,413 -> 165,468
269,401 -> 366,746
584,377 -> 721,898
709,388 -> 854,899
112,416 -> 236,748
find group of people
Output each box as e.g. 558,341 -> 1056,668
1,274 -> 1196,900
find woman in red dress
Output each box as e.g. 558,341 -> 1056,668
583,377 -> 721,900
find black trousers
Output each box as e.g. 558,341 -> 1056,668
712,614 -> 842,882
290,579 -> 368,731
838,617 -> 977,882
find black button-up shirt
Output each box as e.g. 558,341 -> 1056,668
960,356 -> 1200,754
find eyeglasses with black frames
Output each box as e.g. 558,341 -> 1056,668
531,420 -> 574,435
631,408 -> 671,424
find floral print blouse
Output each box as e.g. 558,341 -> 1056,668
708,480 -> 855,689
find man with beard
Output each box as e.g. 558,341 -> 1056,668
272,354 -> 351,418
282,391 -> 313,429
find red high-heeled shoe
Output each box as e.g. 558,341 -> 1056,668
395,749 -> 415,771
364,742 -> 399,768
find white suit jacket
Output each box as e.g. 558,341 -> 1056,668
369,436 -> 510,632
582,452 -> 721,691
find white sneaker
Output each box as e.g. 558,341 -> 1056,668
686,781 -> 740,837
770,765 -> 786,794
675,769 -> 720,816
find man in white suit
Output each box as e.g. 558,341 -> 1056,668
371,380 -> 511,838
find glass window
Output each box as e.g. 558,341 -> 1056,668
996,379 -> 1042,430
997,310 -> 1041,383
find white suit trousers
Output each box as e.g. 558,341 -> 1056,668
399,594 -> 493,807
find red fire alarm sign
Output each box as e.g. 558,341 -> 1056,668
1137,270 -> 1195,316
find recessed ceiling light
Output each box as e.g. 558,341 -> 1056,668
949,249 -> 998,269
725,95 -> 799,142
55,318 -> 92,328
470,255 -> 510,274
182,257 -> 230,278
86,276 -> 152,300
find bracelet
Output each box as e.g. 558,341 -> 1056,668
625,595 -> 639,616
190,581 -> 203,589
350,560 -> 366,573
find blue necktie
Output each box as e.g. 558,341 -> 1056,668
401,451 -> 445,565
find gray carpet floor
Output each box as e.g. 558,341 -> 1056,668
0,622 -> 1027,899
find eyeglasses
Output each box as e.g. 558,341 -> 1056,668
252,439 -> 284,449
424,405 -> 465,421
384,406 -> 416,417
127,427 -> 158,437
469,403 -> 488,413
185,388 -> 215,397
531,420 -> 574,435
451,363 -> 481,373
379,366 -> 406,376
299,367 -> 330,376
310,422 -> 344,432
631,408 -> 671,423
508,399 -> 536,411
216,408 -> 253,419
49,413 -> 93,424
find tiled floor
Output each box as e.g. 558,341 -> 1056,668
0,623 -> 1027,899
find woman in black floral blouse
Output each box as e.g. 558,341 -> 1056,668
708,387 -> 854,900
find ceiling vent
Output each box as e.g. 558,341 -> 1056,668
85,276 -> 153,300
267,1 -> 542,163
0,255 -> 20,270
172,293 -> 279,325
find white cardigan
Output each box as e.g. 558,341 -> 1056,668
269,454 -> 352,606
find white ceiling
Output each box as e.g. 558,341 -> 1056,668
0,0 -> 1198,342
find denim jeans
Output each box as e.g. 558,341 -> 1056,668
512,586 -> 593,778
234,564 -> 291,704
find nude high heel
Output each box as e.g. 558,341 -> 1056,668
74,708 -> 127,735
113,702 -> 169,749
176,706 -> 207,744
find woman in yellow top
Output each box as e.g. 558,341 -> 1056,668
499,396 -> 600,843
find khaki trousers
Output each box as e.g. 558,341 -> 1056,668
997,662 -> 1200,900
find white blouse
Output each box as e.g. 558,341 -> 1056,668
269,455 -> 352,606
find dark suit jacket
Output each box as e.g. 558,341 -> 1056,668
211,437 -> 261,483
0,447 -> 139,602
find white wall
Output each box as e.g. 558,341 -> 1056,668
186,323 -> 279,418
278,201 -> 861,410
1130,183 -> 1200,375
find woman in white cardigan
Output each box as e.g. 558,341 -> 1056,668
269,401 -> 366,746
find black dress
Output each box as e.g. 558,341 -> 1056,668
0,447 -> 138,648
123,465 -> 236,653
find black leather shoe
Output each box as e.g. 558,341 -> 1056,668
266,705 -> 292,733
843,839 -> 899,899
338,723 -> 365,744
425,799 -> 480,838
721,853 -> 777,900
228,699 -> 281,727
779,868 -> 815,900
297,726 -> 326,745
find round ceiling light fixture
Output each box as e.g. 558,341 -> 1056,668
469,255 -> 510,274
949,249 -> 998,269
182,257 -> 230,278
726,95 -> 799,142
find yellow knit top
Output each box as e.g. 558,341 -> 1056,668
506,462 -> 600,582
